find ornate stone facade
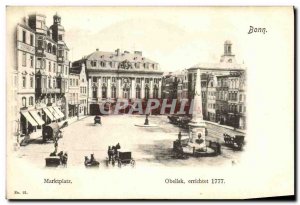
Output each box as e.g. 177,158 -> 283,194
72,49 -> 163,114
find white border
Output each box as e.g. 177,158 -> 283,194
1,0 -> 298,204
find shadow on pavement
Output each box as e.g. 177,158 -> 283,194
136,140 -> 177,163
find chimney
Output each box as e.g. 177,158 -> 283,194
115,48 -> 120,56
96,48 -> 99,51
134,51 -> 142,56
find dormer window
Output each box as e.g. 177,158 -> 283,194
100,61 -> 105,67
91,61 -> 97,67
135,62 -> 140,69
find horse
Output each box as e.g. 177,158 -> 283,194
61,153 -> 68,167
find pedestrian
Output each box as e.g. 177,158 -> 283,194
62,152 -> 68,167
90,154 -> 95,163
107,146 -> 113,162
54,138 -> 58,153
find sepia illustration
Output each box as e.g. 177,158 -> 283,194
6,7 -> 294,199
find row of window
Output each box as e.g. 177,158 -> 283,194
69,93 -> 79,103
208,103 -> 216,109
22,30 -> 34,46
92,86 -> 159,99
80,87 -> 87,94
92,77 -> 159,84
228,92 -> 245,102
70,78 -> 79,86
24,31 -> 67,59
228,92 -> 238,101
22,52 -> 34,68
90,61 -> 157,69
228,79 -> 239,89
21,96 -> 34,107
36,58 -> 68,75
22,75 -> 34,88
228,104 -> 246,113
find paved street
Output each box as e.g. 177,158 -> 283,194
17,115 -> 243,168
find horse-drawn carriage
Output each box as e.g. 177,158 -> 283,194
45,151 -> 68,167
223,134 -> 245,150
84,154 -> 100,168
42,122 -> 62,142
117,151 -> 135,168
168,115 -> 191,129
94,115 -> 102,125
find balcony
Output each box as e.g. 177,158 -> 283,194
57,57 -> 64,63
36,48 -> 45,56
36,88 -> 60,94
60,86 -> 66,94
36,87 -> 47,94
69,101 -> 80,105
48,88 -> 60,93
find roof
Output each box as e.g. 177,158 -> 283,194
83,50 -> 158,64
69,66 -> 82,75
17,23 -> 36,33
189,62 -> 246,71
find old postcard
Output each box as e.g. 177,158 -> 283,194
6,6 -> 294,199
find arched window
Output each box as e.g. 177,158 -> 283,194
145,86 -> 150,99
111,86 -> 116,98
22,97 -> 26,107
52,45 -> 57,55
123,87 -> 130,99
29,96 -> 34,106
47,43 -> 52,53
102,86 -> 107,99
153,86 -> 159,99
136,86 -> 141,99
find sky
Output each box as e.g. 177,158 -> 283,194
6,6 -> 291,72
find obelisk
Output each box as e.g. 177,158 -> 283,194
189,68 -> 206,147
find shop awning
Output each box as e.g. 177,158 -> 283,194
21,111 -> 38,126
43,107 -> 55,121
53,107 -> 65,118
47,107 -> 61,119
29,110 -> 45,126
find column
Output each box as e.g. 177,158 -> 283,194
131,78 -> 136,99
150,78 -> 153,98
88,77 -> 92,100
158,79 -> 162,98
107,77 -> 111,98
98,77 -> 102,101
141,78 -> 145,99
117,78 -> 122,98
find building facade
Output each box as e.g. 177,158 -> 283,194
187,40 -> 246,129
72,49 -> 163,115
69,63 -> 88,116
68,71 -> 80,117
207,76 -> 217,122
216,75 -> 229,124
14,13 -> 70,141
15,22 -> 38,136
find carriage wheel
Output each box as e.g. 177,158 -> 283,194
130,160 -> 135,167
